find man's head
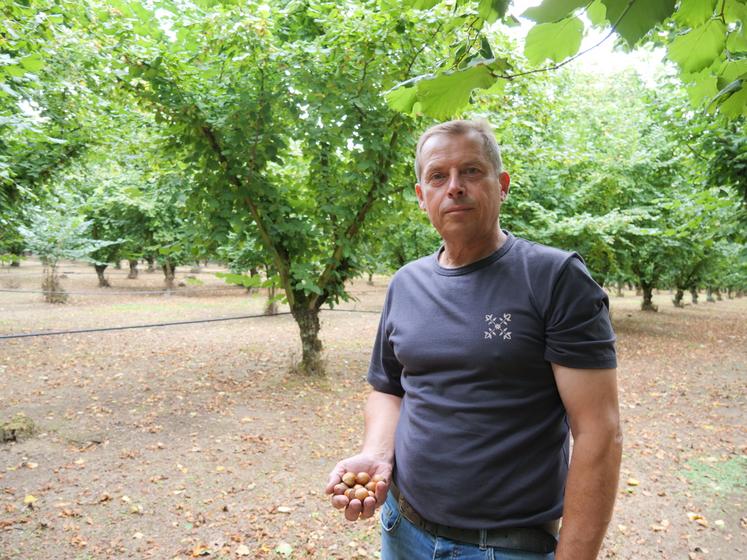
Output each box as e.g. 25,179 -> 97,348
414,119 -> 510,246
414,119 -> 503,183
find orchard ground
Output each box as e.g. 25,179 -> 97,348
0,259 -> 745,560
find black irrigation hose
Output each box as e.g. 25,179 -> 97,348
0,287 -> 246,296
0,308 -> 381,340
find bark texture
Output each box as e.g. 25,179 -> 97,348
128,259 -> 139,279
291,306 -> 323,376
641,283 -> 658,312
95,264 -> 111,288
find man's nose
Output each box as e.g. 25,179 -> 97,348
446,170 -> 464,197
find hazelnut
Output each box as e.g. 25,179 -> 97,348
342,472 -> 357,487
333,483 -> 347,495
354,488 -> 369,502
356,472 -> 371,486
365,481 -> 377,492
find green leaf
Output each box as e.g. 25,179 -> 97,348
19,54 -> 44,72
485,77 -> 508,95
524,16 -> 584,65
713,79 -> 747,118
586,0 -> 607,26
4,65 -> 26,77
478,0 -> 510,23
673,0 -> 717,27
216,271 -> 261,288
724,0 -> 747,24
521,0 -> 588,24
403,0 -> 441,8
668,20 -> 726,73
385,83 -> 419,114
416,62 -> 497,119
726,28 -> 747,52
719,59 -> 747,83
602,0 -> 676,46
479,35 -> 494,59
683,69 -> 718,104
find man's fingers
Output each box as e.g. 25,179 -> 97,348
330,495 -> 348,510
374,480 -> 389,505
345,499 -> 363,521
360,496 -> 377,519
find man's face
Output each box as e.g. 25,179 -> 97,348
415,132 -> 510,243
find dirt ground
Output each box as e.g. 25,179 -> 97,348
0,259 -> 745,560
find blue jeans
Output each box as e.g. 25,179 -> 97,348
380,491 -> 556,560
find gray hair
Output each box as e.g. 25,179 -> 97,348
414,119 -> 503,182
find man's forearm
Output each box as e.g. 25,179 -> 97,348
555,429 -> 623,559
361,390 -> 402,462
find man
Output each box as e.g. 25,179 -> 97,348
326,120 -> 622,560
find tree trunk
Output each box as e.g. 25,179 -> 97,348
146,256 -> 155,272
42,264 -> 67,303
291,306 -> 323,376
672,288 -> 685,308
367,272 -> 374,286
248,267 -> 259,294
162,262 -> 176,290
690,288 -> 699,304
113,260 -> 122,270
190,261 -> 201,273
706,287 -> 716,303
264,285 -> 278,316
127,259 -> 139,279
640,283 -> 658,312
615,282 -> 624,297
94,264 -> 110,288
10,258 -> 20,268
716,288 -> 722,301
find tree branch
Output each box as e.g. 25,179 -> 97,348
309,116 -> 402,310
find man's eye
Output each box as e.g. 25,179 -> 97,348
465,167 -> 480,175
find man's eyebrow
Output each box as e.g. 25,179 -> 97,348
460,160 -> 486,168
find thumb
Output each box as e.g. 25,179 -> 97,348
325,464 -> 345,494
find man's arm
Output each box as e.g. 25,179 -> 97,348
552,364 -> 623,560
326,390 -> 402,521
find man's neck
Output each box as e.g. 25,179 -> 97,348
439,229 -> 506,269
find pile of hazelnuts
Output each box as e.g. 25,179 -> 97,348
332,471 -> 385,503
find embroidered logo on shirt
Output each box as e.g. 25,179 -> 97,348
484,313 -> 512,341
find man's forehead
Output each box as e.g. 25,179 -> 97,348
420,132 -> 488,164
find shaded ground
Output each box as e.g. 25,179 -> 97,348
0,259 -> 745,559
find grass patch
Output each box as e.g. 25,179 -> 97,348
681,456 -> 747,495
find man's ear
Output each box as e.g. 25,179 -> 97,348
498,172 -> 510,200
415,184 -> 426,210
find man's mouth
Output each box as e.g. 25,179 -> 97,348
445,206 -> 472,214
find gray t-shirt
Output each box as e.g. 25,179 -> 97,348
367,232 -> 616,529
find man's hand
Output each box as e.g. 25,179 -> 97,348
325,453 -> 391,521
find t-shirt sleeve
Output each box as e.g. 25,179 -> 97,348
543,255 -> 617,369
367,288 -> 405,396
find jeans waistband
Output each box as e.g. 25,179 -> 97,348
389,482 -> 558,553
